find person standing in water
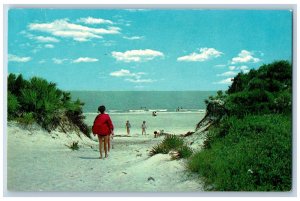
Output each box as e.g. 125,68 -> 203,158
125,120 -> 131,135
92,105 -> 114,159
141,121 -> 147,135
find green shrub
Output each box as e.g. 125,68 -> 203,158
7,92 -> 20,120
149,135 -> 193,159
17,112 -> 35,125
187,114 -> 292,191
178,145 -> 193,159
7,73 -> 90,138
149,144 -> 169,156
66,141 -> 80,151
161,134 -> 184,150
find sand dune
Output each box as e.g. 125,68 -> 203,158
7,122 -> 204,192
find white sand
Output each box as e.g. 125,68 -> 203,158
7,122 -> 204,192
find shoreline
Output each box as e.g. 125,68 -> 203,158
84,111 -> 206,115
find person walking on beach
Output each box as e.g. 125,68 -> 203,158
126,120 -> 131,135
141,121 -> 147,135
92,105 -> 114,159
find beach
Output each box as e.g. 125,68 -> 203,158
85,111 -> 205,135
7,117 -> 205,192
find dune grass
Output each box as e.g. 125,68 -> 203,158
149,134 -> 193,159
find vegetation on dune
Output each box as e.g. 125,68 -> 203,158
188,60 -> 292,191
7,73 -> 91,138
149,134 -> 193,159
188,114 -> 292,191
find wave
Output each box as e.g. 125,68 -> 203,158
84,109 -> 206,115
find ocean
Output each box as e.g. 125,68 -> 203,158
70,91 -> 216,113
70,91 -> 215,135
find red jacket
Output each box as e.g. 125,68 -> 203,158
92,114 -> 114,136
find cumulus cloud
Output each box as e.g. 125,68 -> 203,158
215,64 -> 226,67
123,36 -> 144,40
72,57 -> 98,63
52,58 -> 68,64
217,71 -> 238,77
28,19 -> 121,42
44,44 -> 54,48
228,66 -> 236,70
240,65 -> 248,70
110,69 -> 155,83
35,36 -> 60,43
112,49 -> 164,62
125,78 -> 155,83
77,17 -> 113,24
177,48 -> 223,62
231,50 -> 260,64
8,54 -> 31,62
110,69 -> 139,78
214,78 -> 234,85
22,31 -> 60,43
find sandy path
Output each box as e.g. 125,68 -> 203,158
7,123 -> 203,192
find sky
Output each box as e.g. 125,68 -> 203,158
7,9 -> 292,91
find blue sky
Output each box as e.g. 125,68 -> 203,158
7,9 -> 292,91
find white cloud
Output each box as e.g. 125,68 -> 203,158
123,36 -> 144,40
217,71 -> 238,77
28,19 -> 121,42
240,65 -> 248,70
228,66 -> 236,70
22,31 -> 60,43
112,49 -> 164,63
177,48 -> 223,62
125,78 -> 155,83
215,64 -> 226,67
44,44 -> 54,48
110,69 -> 155,83
72,57 -> 98,63
8,54 -> 31,62
110,69 -> 138,77
38,60 -> 46,64
52,58 -> 68,64
214,78 -> 234,85
231,50 -> 260,64
77,17 -> 113,24
35,36 -> 60,43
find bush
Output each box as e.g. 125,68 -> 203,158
178,145 -> 193,159
7,92 -> 19,120
66,141 -> 80,151
187,114 -> 292,191
161,134 -> 185,150
7,73 -> 90,138
17,112 -> 35,125
149,135 -> 193,159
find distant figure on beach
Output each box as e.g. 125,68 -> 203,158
154,130 -> 160,138
92,105 -> 114,159
154,130 -> 168,138
126,120 -> 131,135
141,121 -> 147,135
152,111 -> 157,116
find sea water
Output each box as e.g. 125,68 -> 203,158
71,91 -> 214,135
70,91 -> 216,113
